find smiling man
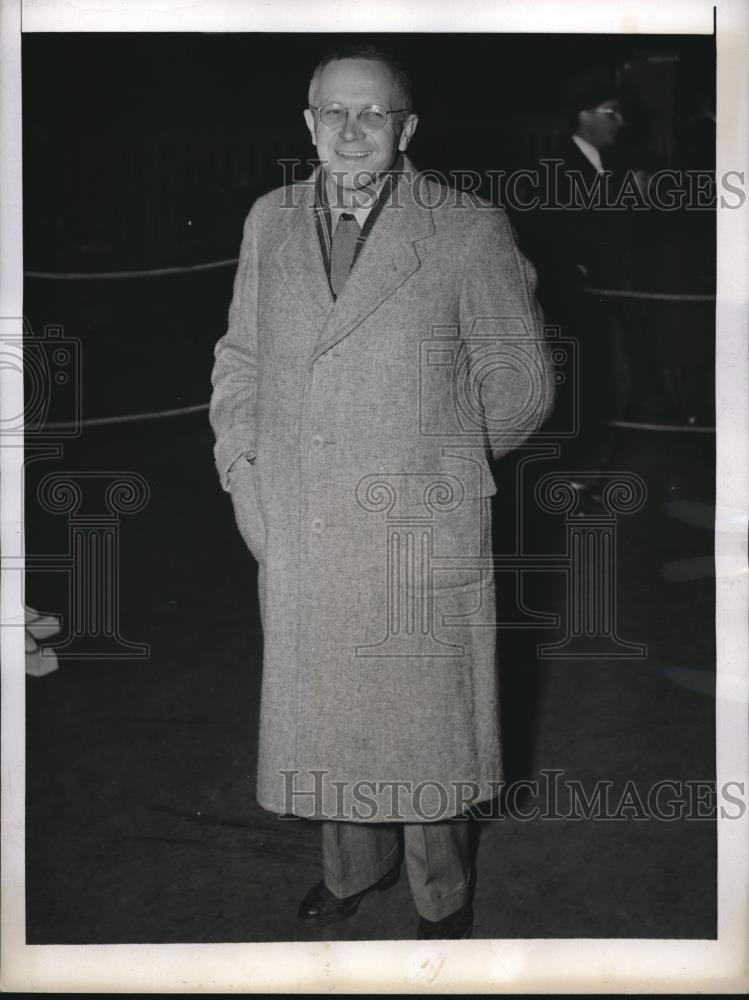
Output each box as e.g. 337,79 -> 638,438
303,53 -> 418,212
210,43 -> 555,940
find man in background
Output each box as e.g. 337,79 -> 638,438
517,72 -> 630,511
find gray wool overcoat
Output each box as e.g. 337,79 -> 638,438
209,156 -> 555,823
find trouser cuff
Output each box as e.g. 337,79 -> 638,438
411,879 -> 471,922
325,841 -> 400,899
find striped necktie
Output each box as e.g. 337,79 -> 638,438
329,212 -> 361,298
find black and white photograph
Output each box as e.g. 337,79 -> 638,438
1,0 -> 747,993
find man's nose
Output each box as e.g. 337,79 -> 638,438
340,109 -> 366,141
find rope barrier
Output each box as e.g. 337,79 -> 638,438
24,267 -> 714,433
24,259 -> 239,281
607,418 -> 715,433
23,263 -> 716,303
42,405 -> 714,434
585,287 -> 715,303
45,403 -> 209,430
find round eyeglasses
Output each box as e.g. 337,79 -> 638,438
593,106 -> 624,121
309,102 -> 410,133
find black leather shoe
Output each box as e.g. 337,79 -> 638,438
417,901 -> 473,940
297,864 -> 400,925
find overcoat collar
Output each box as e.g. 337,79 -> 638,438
274,154 -> 435,361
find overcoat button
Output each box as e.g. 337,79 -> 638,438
311,518 -> 324,534
311,435 -> 324,449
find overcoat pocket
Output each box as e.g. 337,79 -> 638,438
228,459 -> 266,564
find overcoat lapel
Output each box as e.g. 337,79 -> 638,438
315,157 -> 435,361
274,159 -> 436,360
275,179 -> 334,330
312,194 -> 425,361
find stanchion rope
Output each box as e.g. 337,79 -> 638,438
23,263 -> 717,301
41,406 -> 714,433
24,259 -> 239,280
607,418 -> 715,433
585,287 -> 715,303
24,268 -> 714,432
45,403 -> 209,430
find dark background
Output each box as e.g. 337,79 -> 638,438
22,33 -> 717,944
23,33 -> 715,273
22,32 -> 716,421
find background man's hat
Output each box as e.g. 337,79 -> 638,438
563,70 -> 621,114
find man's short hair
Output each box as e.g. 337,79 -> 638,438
308,43 -> 414,110
563,70 -> 620,130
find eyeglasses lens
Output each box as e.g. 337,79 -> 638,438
319,104 -> 388,132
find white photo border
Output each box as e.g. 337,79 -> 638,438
2,0 -> 747,993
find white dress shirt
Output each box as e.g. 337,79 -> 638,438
325,172 -> 384,230
572,134 -> 605,175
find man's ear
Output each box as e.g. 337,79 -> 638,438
576,110 -> 592,135
303,108 -> 316,146
398,113 -> 419,152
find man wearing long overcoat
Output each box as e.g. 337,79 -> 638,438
210,44 -> 555,939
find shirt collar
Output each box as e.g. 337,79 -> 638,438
315,152 -> 405,225
572,134 -> 604,174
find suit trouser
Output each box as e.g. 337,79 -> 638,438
560,294 -> 629,478
322,819 -> 471,922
